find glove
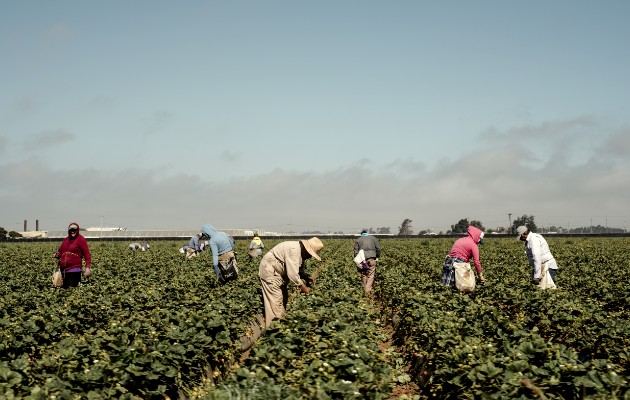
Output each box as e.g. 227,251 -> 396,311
532,278 -> 540,285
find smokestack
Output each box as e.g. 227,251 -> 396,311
36,220 -> 39,231
24,220 -> 27,232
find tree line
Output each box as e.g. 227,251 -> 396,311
396,215 -> 627,236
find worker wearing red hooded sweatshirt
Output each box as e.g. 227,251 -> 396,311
54,222 -> 92,288
441,225 -> 486,288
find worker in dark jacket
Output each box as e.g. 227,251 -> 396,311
354,229 -> 382,292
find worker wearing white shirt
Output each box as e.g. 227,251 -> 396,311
516,226 -> 558,285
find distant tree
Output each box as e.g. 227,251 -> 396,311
451,218 -> 469,234
376,227 -> 391,234
451,218 -> 485,234
398,219 -> 413,236
0,226 -> 7,238
513,215 -> 537,232
368,227 -> 375,234
8,231 -> 22,238
418,230 -> 428,235
567,225 -> 625,234
470,220 -> 485,231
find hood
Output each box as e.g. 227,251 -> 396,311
467,226 -> 483,243
201,224 -> 218,238
67,222 -> 80,232
67,222 -> 81,237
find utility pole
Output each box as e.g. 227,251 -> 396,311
508,213 -> 512,234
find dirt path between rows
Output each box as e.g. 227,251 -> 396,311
367,295 -> 425,399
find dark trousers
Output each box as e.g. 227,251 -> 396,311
62,271 -> 82,288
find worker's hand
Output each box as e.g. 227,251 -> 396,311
84,268 -> 91,278
478,273 -> 486,285
300,285 -> 311,294
532,278 -> 540,285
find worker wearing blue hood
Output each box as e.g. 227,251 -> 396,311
201,224 -> 238,283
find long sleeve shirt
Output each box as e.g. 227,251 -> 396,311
201,224 -> 234,268
447,226 -> 484,274
56,235 -> 91,272
259,241 -> 305,287
524,233 -> 557,279
188,235 -> 202,251
249,237 -> 264,250
354,235 -> 381,259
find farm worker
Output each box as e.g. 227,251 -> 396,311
440,225 -> 486,288
248,233 -> 265,258
128,241 -> 150,251
259,237 -> 323,328
201,224 -> 239,284
181,233 -> 204,258
353,229 -> 382,292
516,226 -> 558,285
53,222 -> 92,288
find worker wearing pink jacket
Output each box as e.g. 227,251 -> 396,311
441,225 -> 486,288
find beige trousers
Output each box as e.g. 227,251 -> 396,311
360,258 -> 377,292
260,275 -> 288,328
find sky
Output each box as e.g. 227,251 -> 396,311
1,1 -> 630,234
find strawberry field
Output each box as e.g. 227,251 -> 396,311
1,237 -> 629,399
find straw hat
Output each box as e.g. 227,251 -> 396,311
300,237 -> 324,261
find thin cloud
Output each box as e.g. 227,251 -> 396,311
41,23 -> 74,44
23,129 -> 75,151
219,150 -> 241,162
598,126 -> 630,158
142,110 -> 173,136
2,118 -> 630,233
2,144 -> 629,233
88,96 -> 115,109
0,136 -> 7,155
13,96 -> 41,115
480,116 -> 597,141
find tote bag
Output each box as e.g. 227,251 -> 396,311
538,263 -> 557,290
453,262 -> 476,292
353,249 -> 369,271
52,268 -> 63,287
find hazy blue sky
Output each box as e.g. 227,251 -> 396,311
2,1 -> 629,234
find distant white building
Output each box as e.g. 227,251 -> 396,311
85,227 -> 127,232
17,231 -> 48,238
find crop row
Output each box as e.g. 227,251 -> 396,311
0,240 -> 272,399
204,239 -> 394,399
375,237 -> 630,398
2,237 -> 630,399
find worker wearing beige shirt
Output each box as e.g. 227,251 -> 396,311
259,237 -> 324,328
